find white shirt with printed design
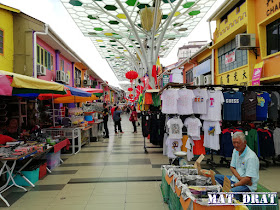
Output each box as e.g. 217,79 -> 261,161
177,89 -> 195,115
184,117 -> 202,138
161,89 -> 179,114
166,137 -> 183,159
193,89 -> 209,114
167,118 -> 183,139
200,90 -> 224,121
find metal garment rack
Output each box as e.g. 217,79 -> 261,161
143,136 -> 162,153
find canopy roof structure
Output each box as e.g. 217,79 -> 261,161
61,0 -> 217,88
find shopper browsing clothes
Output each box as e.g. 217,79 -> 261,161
102,103 -> 109,138
129,106 -> 138,133
215,132 -> 259,200
113,106 -> 123,134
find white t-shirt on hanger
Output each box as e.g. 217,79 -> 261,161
184,117 -> 202,138
177,89 -> 195,115
185,137 -> 194,161
203,121 -> 221,151
171,68 -> 183,83
193,89 -> 209,114
167,118 -> 184,139
200,90 -> 224,121
166,137 -> 183,159
161,89 -> 179,114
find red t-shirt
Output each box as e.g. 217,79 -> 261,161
0,134 -> 15,145
111,107 -> 115,119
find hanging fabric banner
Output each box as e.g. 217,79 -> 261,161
252,62 -> 264,86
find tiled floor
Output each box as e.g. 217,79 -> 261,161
0,114 -> 280,209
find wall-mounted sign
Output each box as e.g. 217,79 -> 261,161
225,51 -> 235,64
163,75 -> 170,86
252,62 -> 264,86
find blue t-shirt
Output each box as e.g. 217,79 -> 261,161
256,92 -> 271,121
223,91 -> 244,121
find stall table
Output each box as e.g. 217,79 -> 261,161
89,120 -> 103,142
0,147 -> 52,207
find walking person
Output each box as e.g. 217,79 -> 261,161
102,103 -> 109,138
113,106 -> 123,134
129,106 -> 138,133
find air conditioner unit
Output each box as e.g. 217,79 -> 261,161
75,78 -> 81,85
194,75 -> 204,86
236,34 -> 256,49
37,64 -> 46,76
65,74 -> 70,85
204,75 -> 212,85
83,80 -> 90,86
56,70 -> 65,83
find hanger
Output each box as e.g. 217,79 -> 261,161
190,114 -> 196,118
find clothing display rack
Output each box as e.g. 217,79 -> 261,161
157,82 -> 280,168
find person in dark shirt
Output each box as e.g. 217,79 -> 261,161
102,103 -> 109,138
113,106 -> 123,134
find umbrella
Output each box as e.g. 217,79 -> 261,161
53,95 -> 99,104
76,88 -> 103,97
0,70 -> 65,95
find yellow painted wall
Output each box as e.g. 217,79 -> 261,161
213,1 -> 257,85
0,8 -> 14,72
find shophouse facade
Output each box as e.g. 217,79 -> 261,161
208,0 -> 256,85
0,5 -> 19,73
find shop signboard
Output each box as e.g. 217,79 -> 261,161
225,51 -> 235,64
162,75 -> 170,86
252,62 -> 264,86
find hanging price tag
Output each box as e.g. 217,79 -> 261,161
146,116 -> 149,120
245,131 -> 248,136
157,114 -> 160,119
231,132 -> 233,137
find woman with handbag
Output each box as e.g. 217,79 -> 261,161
129,106 -> 138,133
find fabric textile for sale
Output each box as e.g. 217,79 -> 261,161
161,89 -> 179,114
268,91 -> 280,121
242,91 -> 257,121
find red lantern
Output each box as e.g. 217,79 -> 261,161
129,94 -> 133,97
128,87 -> 133,92
125,70 -> 138,82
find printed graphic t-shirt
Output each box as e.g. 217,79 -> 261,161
177,89 -> 195,115
185,137 -> 194,161
203,121 -> 221,151
200,90 -> 224,121
223,91 -> 244,121
166,137 -> 183,159
161,89 -> 179,114
256,91 -> 271,121
193,89 -> 209,114
184,117 -> 202,137
242,91 -> 257,121
167,118 -> 183,139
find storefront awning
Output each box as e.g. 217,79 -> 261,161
0,70 -> 65,95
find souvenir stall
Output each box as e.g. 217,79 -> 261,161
158,82 -> 280,210
0,71 -> 73,207
41,91 -> 99,154
139,89 -> 164,153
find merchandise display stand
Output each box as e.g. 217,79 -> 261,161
143,136 -> 162,153
0,147 -> 52,207
159,83 -> 280,169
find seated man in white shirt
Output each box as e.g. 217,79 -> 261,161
215,132 -> 259,200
